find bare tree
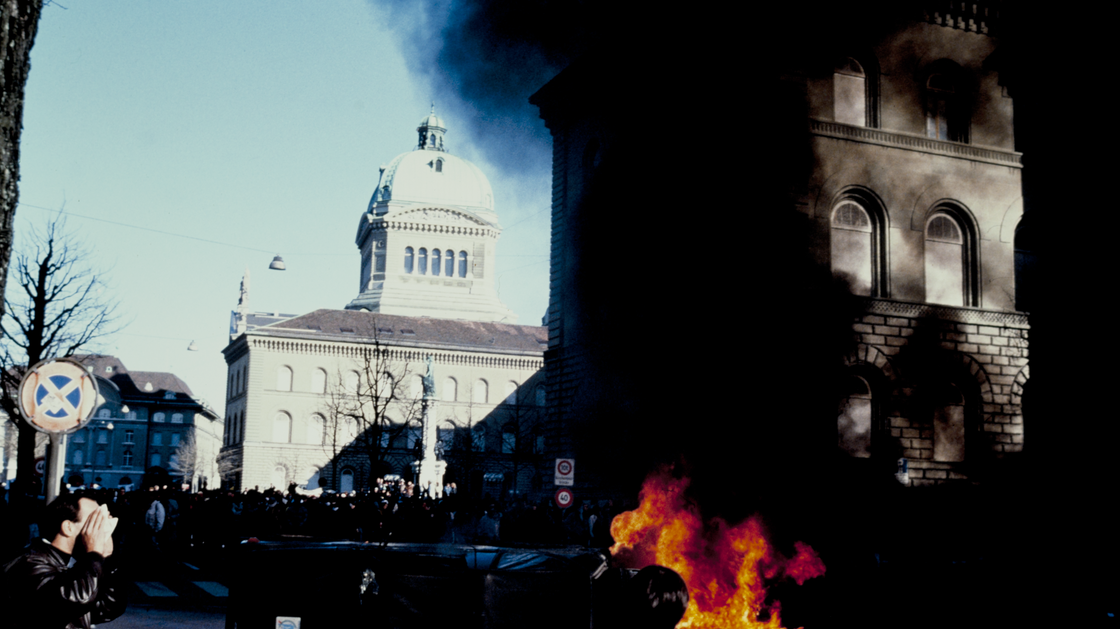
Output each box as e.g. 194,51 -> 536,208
216,449 -> 243,488
170,432 -> 197,487
0,214 -> 121,493
318,320 -> 423,490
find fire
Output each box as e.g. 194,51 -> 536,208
610,468 -> 825,628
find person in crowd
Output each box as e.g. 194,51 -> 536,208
623,565 -> 690,629
1,494 -> 127,629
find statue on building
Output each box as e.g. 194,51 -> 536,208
422,355 -> 435,400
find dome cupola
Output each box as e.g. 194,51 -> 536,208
417,104 -> 446,152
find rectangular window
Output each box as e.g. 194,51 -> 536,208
171,433 -> 180,447
124,430 -> 134,444
123,451 -> 133,467
97,430 -> 109,444
153,432 -> 163,446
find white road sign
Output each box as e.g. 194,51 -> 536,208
19,358 -> 99,433
554,458 -> 574,487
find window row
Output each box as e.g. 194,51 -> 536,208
833,56 -> 970,143
228,364 -> 247,400
224,410 -> 245,446
264,412 -> 545,455
274,365 -> 546,406
838,375 -> 968,463
151,412 -> 185,424
403,247 -> 468,277
69,449 -> 136,468
830,197 -> 979,307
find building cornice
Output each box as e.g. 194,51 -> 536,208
810,119 -> 1022,168
246,334 -> 544,370
860,297 -> 1028,328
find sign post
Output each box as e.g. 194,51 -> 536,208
17,358 -> 100,503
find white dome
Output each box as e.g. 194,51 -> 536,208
374,150 -> 494,213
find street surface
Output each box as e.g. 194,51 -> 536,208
101,608 -> 225,629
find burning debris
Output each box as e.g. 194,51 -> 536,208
610,468 -> 826,629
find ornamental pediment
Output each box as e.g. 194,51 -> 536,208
396,206 -> 491,227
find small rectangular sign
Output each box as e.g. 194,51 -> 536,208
554,458 -> 574,486
276,617 -> 301,629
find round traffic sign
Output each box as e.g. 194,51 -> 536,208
556,460 -> 573,476
34,457 -> 46,477
555,488 -> 574,509
19,358 -> 100,434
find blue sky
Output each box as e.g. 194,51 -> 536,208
17,0 -> 553,414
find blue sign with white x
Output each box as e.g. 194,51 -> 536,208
35,374 -> 83,419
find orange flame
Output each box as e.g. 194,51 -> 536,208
610,468 -> 825,628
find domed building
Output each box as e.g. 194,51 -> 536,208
346,110 -> 517,323
220,112 -> 547,498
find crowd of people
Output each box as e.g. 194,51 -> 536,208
2,478 -> 625,568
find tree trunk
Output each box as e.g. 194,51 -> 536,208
1,0 -> 43,499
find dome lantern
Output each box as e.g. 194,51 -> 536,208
417,103 -> 447,152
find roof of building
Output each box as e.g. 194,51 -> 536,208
72,354 -> 203,403
251,309 -> 547,355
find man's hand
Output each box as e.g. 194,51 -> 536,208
80,505 -> 116,558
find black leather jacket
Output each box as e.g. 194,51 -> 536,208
1,539 -> 127,629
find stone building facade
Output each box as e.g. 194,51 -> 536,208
220,113 -> 548,498
530,4 -> 1027,494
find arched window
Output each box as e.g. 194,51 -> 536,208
153,412 -> 165,423
312,368 -> 327,394
445,252 -> 454,277
98,408 -> 111,419
925,213 -> 967,306
458,251 -> 468,278
432,249 -> 442,276
502,423 -> 517,454
343,417 -> 359,442
837,375 -> 873,458
925,64 -> 968,143
345,371 -> 361,394
271,465 -> 287,489
443,377 -> 457,402
340,468 -> 355,493
307,414 -> 324,445
473,379 -> 488,404
404,247 -> 415,273
535,385 -> 546,407
472,425 -> 486,452
834,57 -> 866,126
376,372 -> 395,400
831,201 -> 874,296
277,366 -> 293,391
933,383 -> 966,462
407,422 -> 421,450
438,421 -> 455,452
435,158 -> 443,172
272,412 -> 292,443
418,248 -> 428,275
171,413 -> 183,424
504,381 -> 518,404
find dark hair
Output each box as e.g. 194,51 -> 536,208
628,565 -> 690,628
41,493 -> 87,538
